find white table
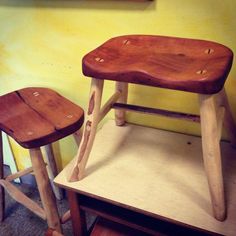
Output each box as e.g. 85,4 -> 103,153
55,120 -> 236,235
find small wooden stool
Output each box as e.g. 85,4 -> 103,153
0,87 -> 84,232
69,35 -> 236,222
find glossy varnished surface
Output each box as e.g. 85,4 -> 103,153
0,87 -> 84,148
83,35 -> 233,94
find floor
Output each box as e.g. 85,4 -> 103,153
0,165 -> 95,236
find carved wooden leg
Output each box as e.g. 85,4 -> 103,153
44,144 -> 63,200
115,82 -> 128,126
73,129 -> 83,147
0,131 -> 5,222
45,228 -> 64,236
215,88 -> 236,147
30,148 -> 62,232
69,78 -> 104,181
199,94 -> 226,221
67,190 -> 87,236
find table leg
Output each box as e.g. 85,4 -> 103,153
67,190 -> 87,236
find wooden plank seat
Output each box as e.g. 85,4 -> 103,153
0,87 -> 84,148
68,35 -> 236,224
0,87 -> 84,233
82,35 -> 233,94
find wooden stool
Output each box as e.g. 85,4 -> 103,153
0,87 -> 84,232
68,35 -> 236,222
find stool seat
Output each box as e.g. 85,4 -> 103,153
82,35 -> 233,94
0,87 -> 84,149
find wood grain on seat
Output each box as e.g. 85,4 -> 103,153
82,35 -> 233,94
0,88 -> 84,149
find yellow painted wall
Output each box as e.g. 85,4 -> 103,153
0,0 -> 236,170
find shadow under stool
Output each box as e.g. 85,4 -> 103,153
0,87 -> 84,233
68,35 -> 236,222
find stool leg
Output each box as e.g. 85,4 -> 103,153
73,129 -> 83,147
0,131 -> 5,222
199,94 -> 226,221
44,144 -> 63,200
69,78 -> 104,181
215,88 -> 236,147
45,228 -> 63,236
30,148 -> 62,232
115,82 -> 128,126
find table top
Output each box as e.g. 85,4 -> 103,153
55,120 -> 236,235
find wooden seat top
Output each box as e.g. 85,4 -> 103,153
0,87 -> 84,149
82,35 -> 233,94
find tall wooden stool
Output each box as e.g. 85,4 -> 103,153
68,35 -> 236,222
0,87 -> 84,232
